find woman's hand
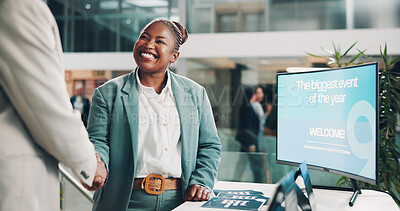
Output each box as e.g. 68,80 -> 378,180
184,184 -> 211,201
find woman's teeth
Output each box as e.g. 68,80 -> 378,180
141,52 -> 155,59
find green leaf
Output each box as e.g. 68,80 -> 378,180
305,51 -> 325,58
345,51 -> 364,66
333,42 -> 340,60
384,42 -> 388,58
357,49 -> 371,59
343,40 -> 358,57
332,41 -> 337,53
336,176 -> 350,187
380,45 -> 387,64
335,53 -> 341,65
390,56 -> 400,66
320,47 -> 333,55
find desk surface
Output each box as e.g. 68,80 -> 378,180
173,181 -> 399,211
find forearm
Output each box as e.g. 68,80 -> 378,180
87,88 -> 111,171
189,88 -> 222,189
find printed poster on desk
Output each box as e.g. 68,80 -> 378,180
213,190 -> 264,196
201,189 -> 269,210
217,193 -> 269,202
201,197 -> 266,210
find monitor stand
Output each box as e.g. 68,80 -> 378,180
349,179 -> 362,206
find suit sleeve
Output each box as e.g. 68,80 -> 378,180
86,88 -> 110,171
0,0 -> 96,185
188,87 -> 222,189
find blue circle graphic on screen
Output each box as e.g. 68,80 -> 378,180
346,100 -> 375,179
355,116 -> 372,144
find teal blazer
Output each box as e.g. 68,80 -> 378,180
87,69 -> 222,211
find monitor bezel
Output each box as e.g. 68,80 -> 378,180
276,62 -> 379,185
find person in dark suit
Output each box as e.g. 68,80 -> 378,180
235,86 -> 266,183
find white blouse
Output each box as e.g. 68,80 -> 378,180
134,70 -> 182,179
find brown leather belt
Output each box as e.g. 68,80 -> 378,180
133,174 -> 181,195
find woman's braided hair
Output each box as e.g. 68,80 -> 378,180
142,19 -> 188,51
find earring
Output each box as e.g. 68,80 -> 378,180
169,62 -> 176,70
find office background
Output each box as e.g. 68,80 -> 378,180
45,0 -> 400,210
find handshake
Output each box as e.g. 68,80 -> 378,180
82,152 -> 108,191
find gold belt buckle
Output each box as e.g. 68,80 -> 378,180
141,174 -> 165,195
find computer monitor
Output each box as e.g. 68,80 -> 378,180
276,62 -> 379,186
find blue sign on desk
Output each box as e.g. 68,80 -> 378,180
213,189 -> 264,196
217,193 -> 270,202
201,197 -> 266,210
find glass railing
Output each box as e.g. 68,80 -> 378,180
217,128 -> 342,186
218,151 -> 342,186
59,164 -> 94,211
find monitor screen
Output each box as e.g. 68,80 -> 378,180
276,62 -> 378,185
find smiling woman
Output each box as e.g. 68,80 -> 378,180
133,20 -> 187,93
87,19 -> 222,211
